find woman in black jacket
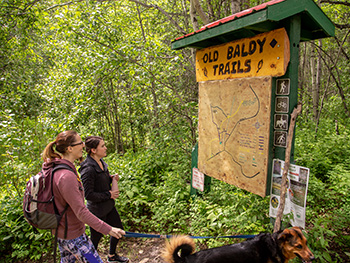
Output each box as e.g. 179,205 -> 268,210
79,136 -> 129,263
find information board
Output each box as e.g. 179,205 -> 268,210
198,76 -> 272,197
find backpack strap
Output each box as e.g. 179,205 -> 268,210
51,164 -> 74,217
53,232 -> 58,263
53,204 -> 69,263
51,164 -> 75,263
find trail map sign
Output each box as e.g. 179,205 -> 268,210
195,28 -> 290,197
198,77 -> 272,197
172,0 -> 335,198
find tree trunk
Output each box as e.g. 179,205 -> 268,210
151,81 -> 159,129
231,0 -> 241,14
191,0 -> 210,25
314,40 -> 322,121
274,104 -> 302,232
110,79 -> 125,154
190,0 -> 199,31
206,0 -> 214,20
311,43 -> 320,121
298,43 -> 307,113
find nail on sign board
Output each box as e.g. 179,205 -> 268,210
196,28 -> 290,82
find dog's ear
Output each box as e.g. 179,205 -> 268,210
278,227 -> 304,242
277,228 -> 293,243
292,226 -> 303,232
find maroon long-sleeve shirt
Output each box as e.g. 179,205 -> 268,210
43,158 -> 112,240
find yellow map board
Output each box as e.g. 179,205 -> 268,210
198,77 -> 272,197
196,28 -> 290,82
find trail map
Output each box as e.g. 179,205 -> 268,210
198,77 -> 272,196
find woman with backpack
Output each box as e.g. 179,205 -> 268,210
42,130 -> 125,263
79,136 -> 129,263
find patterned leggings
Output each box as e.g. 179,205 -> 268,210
58,233 -> 103,263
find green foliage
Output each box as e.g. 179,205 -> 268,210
0,193 -> 53,262
105,149 -> 272,250
295,117 -> 350,182
296,119 -> 350,262
190,182 -> 270,233
0,112 -> 53,193
105,147 -> 191,232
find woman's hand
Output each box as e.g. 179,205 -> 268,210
109,227 -> 125,239
109,190 -> 120,199
111,174 -> 120,181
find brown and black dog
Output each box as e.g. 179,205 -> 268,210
162,227 -> 314,263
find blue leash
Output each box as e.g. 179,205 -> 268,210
125,231 -> 256,239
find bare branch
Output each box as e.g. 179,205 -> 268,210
334,23 -> 350,29
274,104 -> 302,232
334,35 -> 350,60
313,30 -> 350,130
136,4 -> 146,42
46,0 -> 84,11
320,0 -> 350,7
23,0 -> 41,12
1,0 -> 41,15
128,0 -> 186,35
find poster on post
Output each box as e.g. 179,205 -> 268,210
192,168 -> 205,192
269,159 -> 310,229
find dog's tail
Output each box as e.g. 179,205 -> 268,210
162,236 -> 196,263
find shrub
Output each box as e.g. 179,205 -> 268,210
0,193 -> 53,262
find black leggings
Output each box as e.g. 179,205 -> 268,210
90,207 -> 124,255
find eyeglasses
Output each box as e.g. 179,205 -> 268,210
71,141 -> 84,147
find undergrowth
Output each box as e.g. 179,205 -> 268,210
0,120 -> 349,262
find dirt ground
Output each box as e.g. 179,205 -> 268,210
98,237 -> 167,263
20,236 -> 167,263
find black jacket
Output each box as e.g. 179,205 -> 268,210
79,155 -> 114,217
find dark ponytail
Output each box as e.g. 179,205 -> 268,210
84,136 -> 103,155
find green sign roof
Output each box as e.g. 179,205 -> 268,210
172,0 -> 335,50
